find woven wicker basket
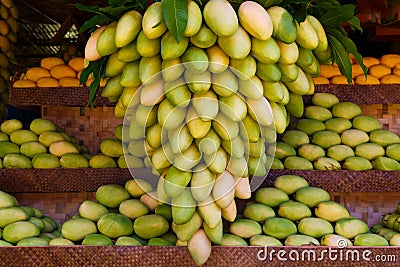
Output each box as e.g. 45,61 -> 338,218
41,106 -> 123,154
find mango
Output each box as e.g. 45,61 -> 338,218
267,6 -> 297,44
282,130 -> 309,148
139,55 -> 162,85
190,24 -> 217,49
284,156 -> 313,170
115,10 -> 142,48
230,218 -> 262,239
0,191 -> 18,208
125,179 -> 153,198
373,157 -> 400,170
286,92 -> 304,117
298,217 -> 333,238
3,154 -> 32,168
370,129 -> 400,147
34,153 -> 62,168
327,145 -> 355,162
304,106 -> 332,121
105,50 -> 127,77
272,141 -> 296,159
161,32 -> 189,60
277,40 -> 298,64
332,102 -> 362,119
188,229 -> 212,266
134,214 -> 169,239
354,233 -> 389,246
352,115 -> 382,132
296,118 -> 325,135
78,200 -> 108,222
263,217 -> 297,239
196,129 -> 220,155
227,157 -> 248,178
335,217 -> 369,239
311,93 -> 339,108
49,140 -> 79,157
390,234 -> 400,246
96,22 -> 117,56
155,204 -> 172,221
355,143 -> 385,160
341,129 -> 369,148
49,238 -> 75,246
164,166 -> 192,198
82,233 -> 113,246
203,0 -> 238,37
198,196 -> 221,228
117,40 -> 140,62
343,156 -> 372,171
238,76 -> 263,100
325,118 -> 352,134
10,129 -> 38,145
120,62 -> 140,88
238,1 -> 273,40
295,18 -> 319,50
221,199 -> 237,223
115,236 -> 143,246
142,2 -> 166,39
172,212 -> 202,242
172,188 -> 196,225
256,62 -> 281,83
386,144 -> 400,161
218,26 -> 251,59
97,213 -> 133,238
315,201 -> 350,222
85,25 -> 106,61
161,58 -> 184,82
221,233 -> 248,246
285,234 -> 320,246
295,186 -> 330,208
38,131 -> 65,147
0,207 -> 30,228
212,112 -> 239,140
251,37 -> 280,64
136,31 -> 161,57
119,199 -> 149,220
96,184 -> 130,208
147,237 -> 174,246
206,45 -> 229,74
249,235 -> 282,246
298,144 -> 325,161
220,93 -> 247,121
30,118 -> 57,135
60,154 -> 89,168
173,143 -> 202,171
321,234 -> 353,247
0,141 -> 18,158
61,218 -> 97,241
255,187 -> 289,208
278,200 -> 312,221
213,171 -> 236,209
3,221 -> 40,244
184,0 -> 202,37
243,202 -> 275,222
312,130 -> 341,149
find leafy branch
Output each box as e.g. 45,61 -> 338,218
281,0 -> 366,84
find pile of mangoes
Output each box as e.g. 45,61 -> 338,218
314,54 -> 400,85
271,93 -> 400,170
0,190 -> 60,246
0,118 -> 92,168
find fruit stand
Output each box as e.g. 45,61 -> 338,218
1,0 -> 400,266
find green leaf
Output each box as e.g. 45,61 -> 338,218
79,14 -> 111,34
281,0 -> 309,5
88,78 -> 101,108
347,16 -> 362,32
162,0 -> 188,42
73,3 -> 100,13
326,28 -> 367,76
293,5 -> 307,23
327,33 -> 352,84
319,4 -> 355,27
253,0 -> 283,9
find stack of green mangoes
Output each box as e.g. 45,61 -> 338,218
271,92 -> 400,170
0,118 -> 92,168
224,175 -> 388,247
85,0 -> 333,176
0,190 -> 60,246
57,175 -> 389,266
370,203 -> 400,246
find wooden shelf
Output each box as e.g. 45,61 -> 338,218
1,168 -> 399,193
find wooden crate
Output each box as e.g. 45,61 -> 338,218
41,106 -> 123,154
